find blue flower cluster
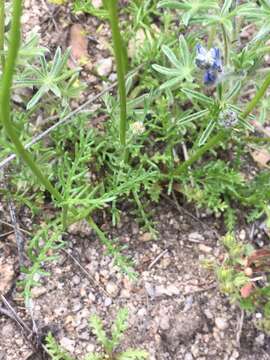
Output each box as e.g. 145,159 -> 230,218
195,44 -> 223,86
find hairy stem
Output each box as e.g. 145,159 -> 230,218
221,24 -> 229,66
0,0 -> 5,71
106,0 -> 127,148
172,130 -> 228,176
207,25 -> 216,49
242,72 -> 270,119
0,0 -> 62,204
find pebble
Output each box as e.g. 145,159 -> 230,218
72,302 -> 83,313
138,308 -> 147,317
104,297 -> 112,307
96,58 -> 113,77
155,284 -> 180,297
31,286 -> 47,299
60,337 -> 76,353
204,308 -> 213,320
139,232 -> 153,242
198,244 -> 212,253
215,317 -> 228,331
255,333 -> 265,346
78,331 -> 90,341
145,282 -> 156,298
1,324 -> 14,337
72,275 -> 81,286
184,353 -> 194,360
239,229 -> 246,241
230,350 -> 240,359
159,315 -> 171,331
106,281 -> 119,298
188,232 -> 205,242
92,0 -> 102,8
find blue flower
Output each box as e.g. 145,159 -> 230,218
195,44 -> 223,86
195,44 -> 222,72
203,69 -> 218,86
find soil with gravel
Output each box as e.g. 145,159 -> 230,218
1,1 -> 270,360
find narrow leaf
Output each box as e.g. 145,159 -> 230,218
198,119 -> 216,146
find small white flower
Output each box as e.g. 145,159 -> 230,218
130,121 -> 145,135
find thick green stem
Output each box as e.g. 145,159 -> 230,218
242,72 -> 270,119
0,0 -> 5,71
0,0 -> 62,204
106,0 -> 127,148
221,24 -> 229,66
172,130 -> 228,176
207,26 -> 216,49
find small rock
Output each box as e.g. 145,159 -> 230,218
86,344 -> 95,353
183,295 -> 193,311
138,308 -> 147,317
60,337 -> 76,353
230,349 -> 239,359
188,232 -> 204,242
106,281 -> 119,298
92,0 -> 102,8
255,333 -> 265,346
239,229 -> 246,241
215,317 -> 228,331
191,344 -> 200,357
203,308 -> 213,319
72,302 -> 83,312
198,244 -> 212,253
159,315 -> 171,331
96,58 -> 113,77
78,331 -> 90,341
1,323 -> 14,337
139,232 -> 153,242
165,284 -> 180,296
104,297 -> 112,307
31,286 -> 47,299
184,353 -> 193,360
0,260 -> 15,295
68,220 -> 92,236
72,275 -> 81,286
64,315 -> 76,332
145,282 -> 156,298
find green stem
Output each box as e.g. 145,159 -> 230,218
242,72 -> 270,119
221,24 -> 229,66
207,25 -> 216,49
106,0 -> 127,148
0,0 -> 62,204
172,130 -> 228,176
0,0 -> 5,71
244,136 -> 270,144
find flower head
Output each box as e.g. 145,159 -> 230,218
130,121 -> 145,135
204,69 -> 218,86
195,44 -> 223,86
195,45 -> 222,72
218,109 -> 238,128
